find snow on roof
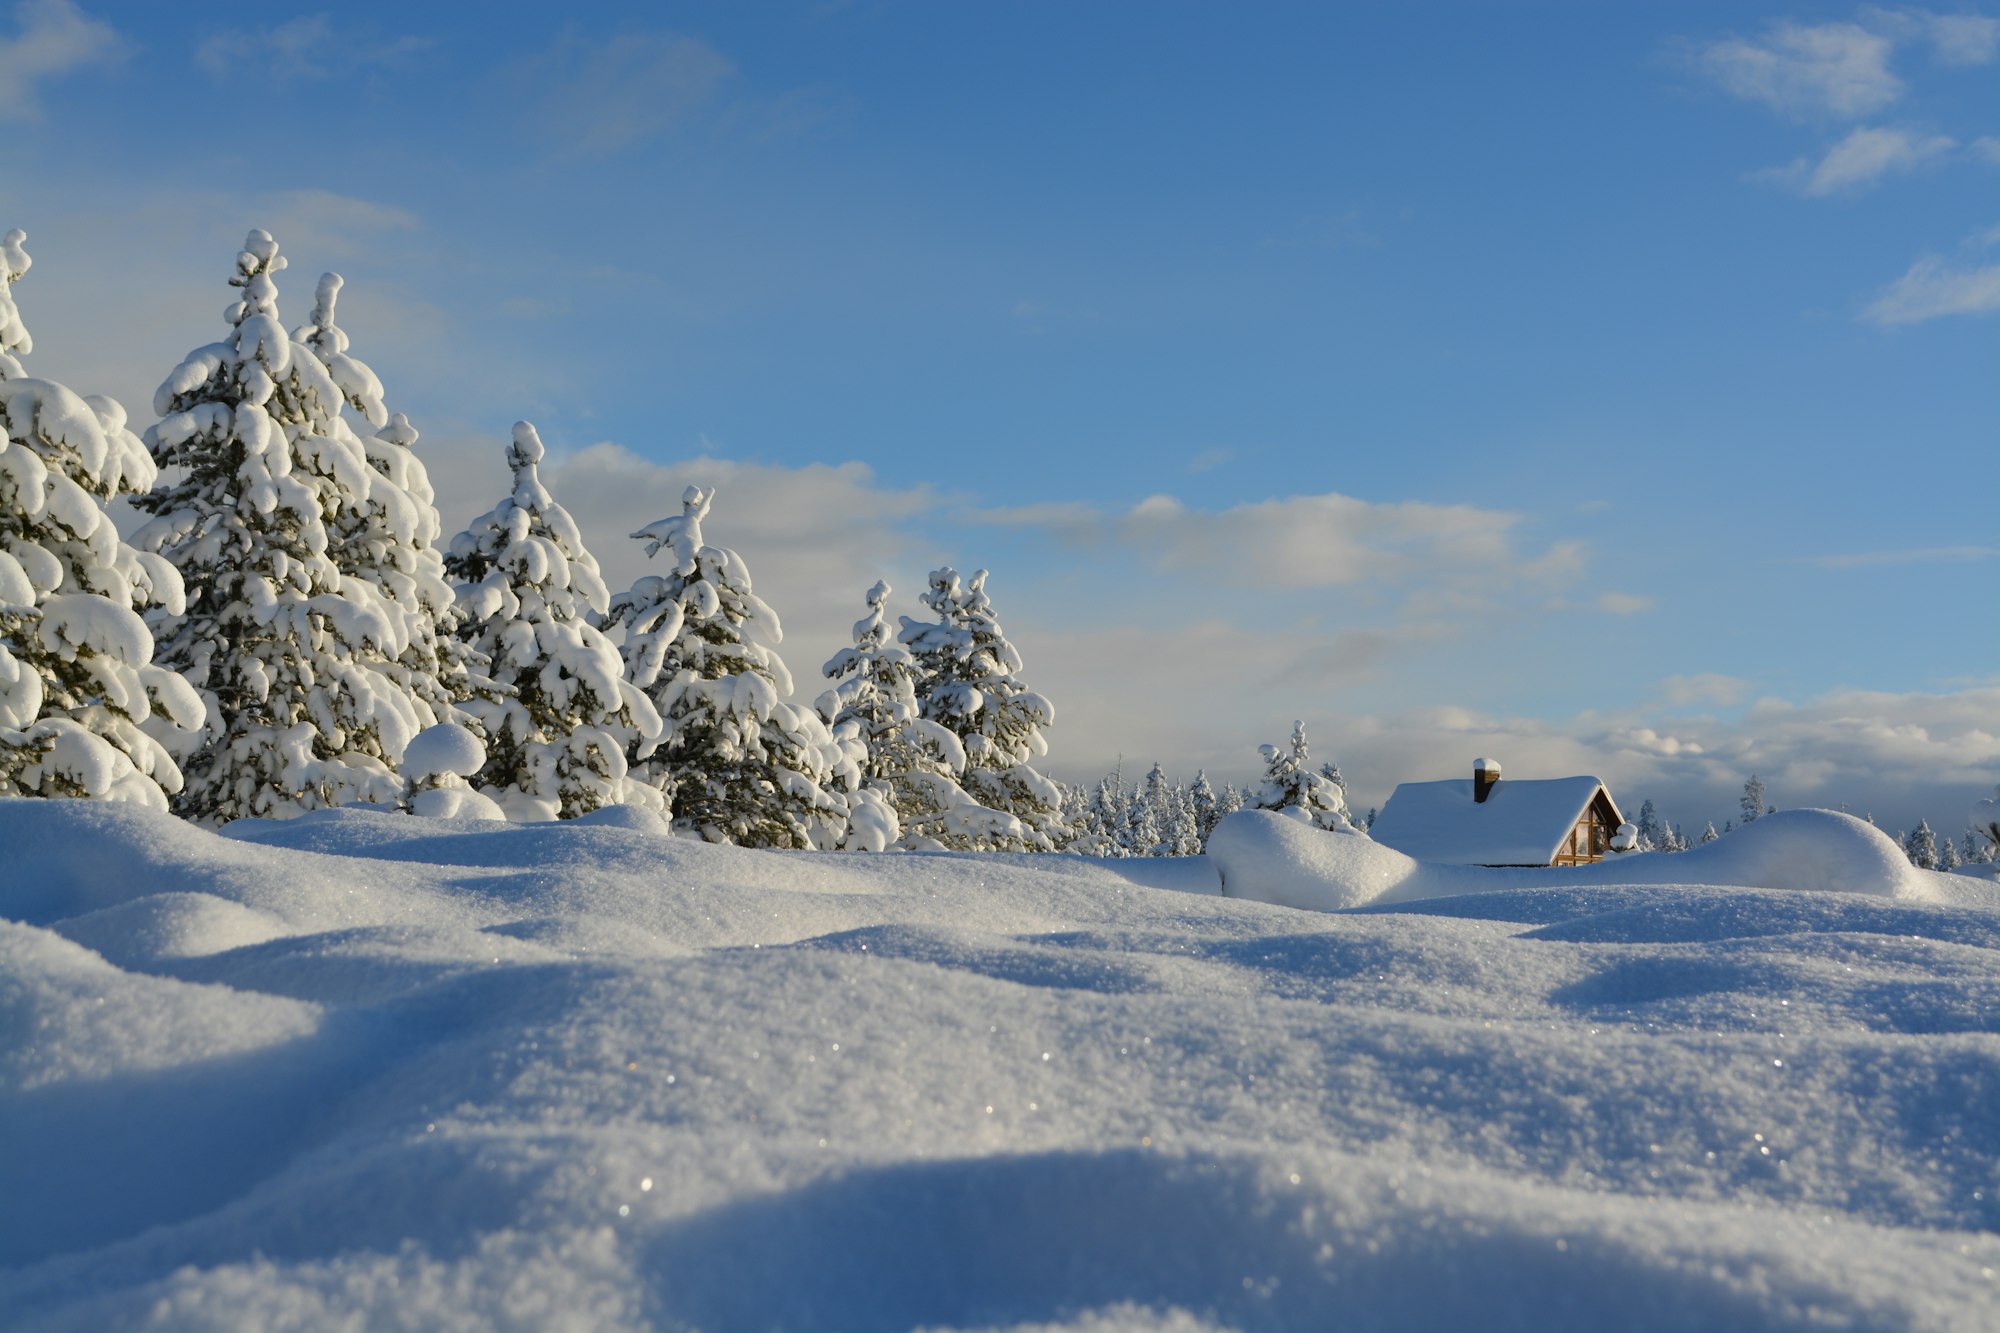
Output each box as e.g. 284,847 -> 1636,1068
1369,775 -> 1610,866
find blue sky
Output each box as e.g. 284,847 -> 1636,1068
2,0 -> 1995,832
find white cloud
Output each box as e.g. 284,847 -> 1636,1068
1316,685 -> 2000,835
195,15 -> 431,81
1592,592 -> 1654,616
1698,20 -> 1902,119
1187,449 -> 1233,474
1863,253 -> 2000,324
1756,125 -> 1955,194
1811,544 -> 2000,568
970,490 -> 1584,597
0,0 -> 123,121
513,30 -> 736,155
1862,6 -> 2000,65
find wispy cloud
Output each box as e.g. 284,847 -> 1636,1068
1186,449 -> 1233,475
1692,9 -> 1997,124
195,15 -> 432,81
1810,544 -> 2000,568
511,29 -> 736,156
1863,250 -> 2000,324
1696,19 -> 1902,119
1754,124 -> 1956,194
0,0 -> 124,121
970,489 -> 1586,597
1861,6 -> 2000,65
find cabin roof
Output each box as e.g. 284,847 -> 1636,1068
1370,775 -> 1615,866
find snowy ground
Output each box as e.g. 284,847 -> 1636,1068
4,800 -> 1999,1332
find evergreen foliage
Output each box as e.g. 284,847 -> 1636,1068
445,421 -> 662,819
1902,818 -> 1938,870
1254,720 -> 1360,833
818,579 -> 1010,850
133,230 -> 419,821
1740,774 -> 1767,824
606,484 -> 852,847
899,567 -> 1066,851
0,228 -> 203,805
293,274 -> 486,735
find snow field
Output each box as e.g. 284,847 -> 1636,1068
3,799 -> 1999,1330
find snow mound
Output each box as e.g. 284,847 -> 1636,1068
1211,807 -> 1942,911
401,722 -> 485,784
51,891 -> 297,966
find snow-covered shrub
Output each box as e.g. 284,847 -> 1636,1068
1254,720 -> 1361,833
444,422 -> 662,820
0,227 -> 203,807
134,230 -> 430,822
898,567 -> 1066,851
604,484 -> 852,848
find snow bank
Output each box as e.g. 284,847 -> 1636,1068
4,797 -> 1999,1330
1211,807 -> 1953,911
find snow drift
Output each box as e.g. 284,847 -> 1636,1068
4,798 -> 1999,1331
1209,806 -> 1966,911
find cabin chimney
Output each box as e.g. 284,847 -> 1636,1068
1473,757 -> 1501,804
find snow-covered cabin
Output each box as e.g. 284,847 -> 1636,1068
1369,759 -> 1625,867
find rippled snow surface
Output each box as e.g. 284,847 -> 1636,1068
3,800 -> 1998,1331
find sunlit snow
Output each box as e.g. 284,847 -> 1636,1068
4,798 -> 1999,1331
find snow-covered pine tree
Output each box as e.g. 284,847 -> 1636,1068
1189,768 -> 1221,846
0,228 -> 204,806
1061,771 -> 1124,856
1117,764 -> 1158,856
605,484 -> 852,848
1253,720 -> 1360,832
898,566 -> 1066,851
1740,774 -> 1766,824
445,421 -> 662,820
1938,836 -> 1961,871
133,229 -> 428,821
1902,819 -> 1938,870
292,273 -> 485,735
817,579 -> 1013,850
1634,798 -> 1665,852
1698,821 -> 1720,845
1137,762 -> 1201,856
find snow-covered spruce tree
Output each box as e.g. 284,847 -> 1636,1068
1902,819 -> 1938,870
898,566 -> 1066,851
1698,821 -> 1720,845
292,273 -> 486,734
0,228 -> 203,805
604,484 -> 852,848
135,230 -> 438,821
1189,769 -> 1220,846
1740,774 -> 1766,823
444,421 -> 662,820
818,579 -> 1015,850
1254,720 -> 1361,832
1938,836 -> 1961,872
1634,798 -> 1666,852
1140,761 -> 1201,857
